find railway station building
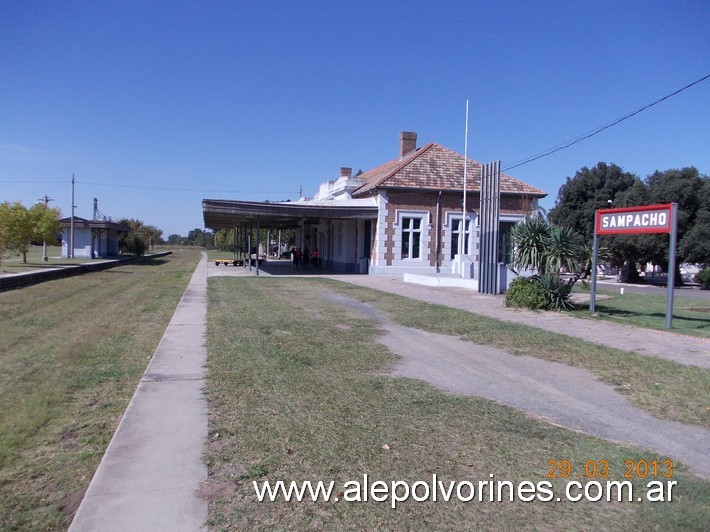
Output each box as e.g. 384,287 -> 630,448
202,132 -> 546,282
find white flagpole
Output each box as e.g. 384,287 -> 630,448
460,100 -> 469,277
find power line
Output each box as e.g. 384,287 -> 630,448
503,73 -> 710,172
0,180 -> 65,184
7,74 -> 706,185
1,182 -> 36,195
80,181 -> 293,195
0,179 -> 292,195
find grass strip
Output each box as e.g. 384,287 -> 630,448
1,245 -> 93,274
570,287 -> 710,339
0,249 -> 201,529
205,277 -> 709,530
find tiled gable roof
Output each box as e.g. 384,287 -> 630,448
353,142 -> 546,197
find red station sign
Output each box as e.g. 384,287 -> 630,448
590,202 -> 679,328
595,203 -> 673,235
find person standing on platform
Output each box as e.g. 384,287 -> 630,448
293,246 -> 302,270
311,247 -> 319,269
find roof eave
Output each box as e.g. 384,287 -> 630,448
357,185 -> 547,198
202,199 -> 378,230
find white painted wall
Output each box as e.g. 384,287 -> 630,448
62,227 -> 92,258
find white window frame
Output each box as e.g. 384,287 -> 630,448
498,214 -> 526,266
444,212 -> 475,260
394,210 -> 429,261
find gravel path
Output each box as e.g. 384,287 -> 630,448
328,275 -> 710,369
325,292 -> 710,479
381,322 -> 710,478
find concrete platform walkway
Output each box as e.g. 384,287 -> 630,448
69,254 -> 209,531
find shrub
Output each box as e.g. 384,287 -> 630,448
538,274 -> 575,311
120,232 -> 146,256
505,276 -> 547,310
695,268 -> 710,289
505,275 -> 575,311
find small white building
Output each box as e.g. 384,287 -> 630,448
60,217 -> 130,258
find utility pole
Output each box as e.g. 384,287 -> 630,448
457,99 -> 470,278
37,195 -> 54,261
70,174 -> 75,259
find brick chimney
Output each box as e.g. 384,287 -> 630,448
400,131 -> 417,158
340,167 -> 352,178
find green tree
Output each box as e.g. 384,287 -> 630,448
601,179 -> 657,281
0,202 -> 33,263
116,218 -> 164,253
549,163 -> 709,283
140,225 -> 163,252
548,162 -> 639,242
120,232 -> 146,256
117,218 -> 146,256
167,233 -> 183,245
607,167 -> 709,283
213,229 -> 235,252
185,228 -> 214,248
30,204 -> 62,246
679,179 -> 710,266
117,218 -> 144,233
0,201 -> 61,264
647,167 -> 708,275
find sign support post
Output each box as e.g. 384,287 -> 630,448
590,216 -> 599,313
665,203 -> 679,328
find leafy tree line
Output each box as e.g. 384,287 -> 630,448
163,229 -> 221,249
163,229 -> 218,249
115,225 -> 295,254
159,228 -> 215,249
210,228 -> 296,254
186,228 -> 214,248
116,218 -> 164,256
0,201 -> 61,264
0,203 -> 223,261
548,163 -> 709,282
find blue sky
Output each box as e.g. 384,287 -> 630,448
1,0 -> 708,237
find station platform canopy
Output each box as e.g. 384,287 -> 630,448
202,198 -> 378,230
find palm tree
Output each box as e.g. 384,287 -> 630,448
510,216 -> 584,311
510,216 -> 551,274
544,224 -> 582,275
511,216 -> 583,278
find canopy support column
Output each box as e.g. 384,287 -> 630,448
255,218 -> 260,276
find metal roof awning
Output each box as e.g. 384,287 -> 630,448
202,199 -> 378,230
59,216 -> 131,232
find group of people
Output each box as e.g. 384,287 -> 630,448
291,245 -> 320,270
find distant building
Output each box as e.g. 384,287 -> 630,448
203,131 -> 546,283
59,217 -> 130,258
